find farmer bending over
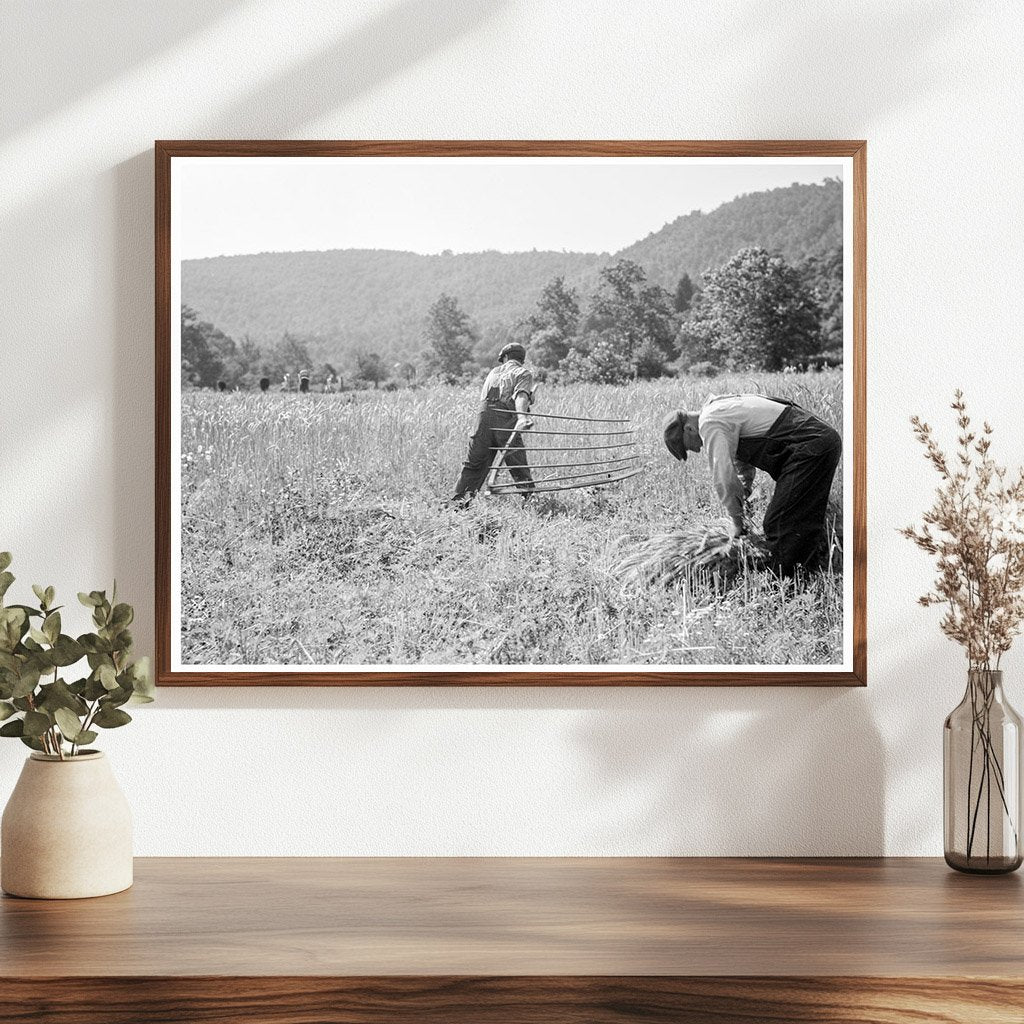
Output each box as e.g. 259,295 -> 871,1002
451,343 -> 535,505
663,394 -> 841,576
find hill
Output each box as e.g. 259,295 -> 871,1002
617,177 -> 842,290
181,178 -> 842,365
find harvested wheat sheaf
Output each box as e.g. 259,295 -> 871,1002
614,522 -> 770,587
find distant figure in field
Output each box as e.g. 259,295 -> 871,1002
451,343 -> 535,505
259,377 -> 270,392
324,373 -> 338,393
663,394 -> 841,576
282,372 -> 292,392
217,380 -> 228,392
299,370 -> 310,393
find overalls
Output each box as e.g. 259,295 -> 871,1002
735,399 -> 841,575
451,387 -> 534,501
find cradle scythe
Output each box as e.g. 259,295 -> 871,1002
484,391 -> 645,496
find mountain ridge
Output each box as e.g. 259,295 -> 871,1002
181,178 -> 842,365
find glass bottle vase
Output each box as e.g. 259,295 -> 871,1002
944,669 -> 1023,873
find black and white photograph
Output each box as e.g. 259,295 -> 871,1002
160,143 -> 862,683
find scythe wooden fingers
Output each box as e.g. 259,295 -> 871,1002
488,467 -> 644,495
490,426 -> 636,437
489,441 -> 639,452
484,406 -> 629,424
490,453 -> 640,472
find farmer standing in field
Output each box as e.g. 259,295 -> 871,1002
450,342 -> 535,505
662,394 -> 841,576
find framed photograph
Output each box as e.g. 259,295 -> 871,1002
156,140 -> 865,686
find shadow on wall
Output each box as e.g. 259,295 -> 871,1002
720,0 -> 970,132
0,1 -> 244,139
102,0 -> 512,659
194,0 -> 512,137
571,686 -> 884,856
145,678 -> 886,856
113,151 -> 157,650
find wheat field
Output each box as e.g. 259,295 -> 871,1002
179,372 -> 844,667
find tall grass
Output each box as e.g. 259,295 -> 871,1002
179,372 -> 844,666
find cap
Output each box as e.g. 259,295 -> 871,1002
663,410 -> 688,461
498,343 -> 526,364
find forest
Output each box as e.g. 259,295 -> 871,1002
180,178 -> 844,390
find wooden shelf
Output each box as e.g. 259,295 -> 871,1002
2,857 -> 1022,1022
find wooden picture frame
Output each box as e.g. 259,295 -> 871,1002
156,140 -> 866,686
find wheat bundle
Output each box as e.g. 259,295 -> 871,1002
614,522 -> 770,587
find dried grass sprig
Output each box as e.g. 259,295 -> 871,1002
902,390 -> 1024,670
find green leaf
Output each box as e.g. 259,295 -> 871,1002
110,603 -> 134,629
2,607 -> 27,629
12,697 -> 33,712
49,635 -> 85,667
22,710 -> 50,738
44,586 -> 55,608
0,651 -> 19,674
98,664 -> 118,690
0,701 -> 16,721
0,572 -> 14,602
78,592 -> 100,608
36,679 -> 88,716
54,707 -> 85,741
42,611 -> 60,644
7,604 -> 42,619
0,719 -> 24,737
31,584 -> 47,608
11,666 -> 41,699
104,685 -> 132,709
80,635 -> 112,656
19,734 -> 45,752
74,730 -> 98,746
0,607 -> 27,651
92,705 -> 131,729
83,675 -> 108,701
0,552 -> 11,573
28,627 -> 49,646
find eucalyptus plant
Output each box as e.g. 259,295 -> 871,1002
0,552 -> 153,759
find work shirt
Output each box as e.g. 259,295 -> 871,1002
699,394 -> 787,522
481,359 -> 534,409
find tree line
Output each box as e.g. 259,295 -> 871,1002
181,244 -> 842,391
421,245 -> 842,385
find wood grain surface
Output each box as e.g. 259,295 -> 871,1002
2,858 -> 1021,1023
0,976 -> 1022,1024
154,139 -> 867,688
3,857 -> 1022,976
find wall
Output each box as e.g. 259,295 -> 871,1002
1,0 -> 1022,855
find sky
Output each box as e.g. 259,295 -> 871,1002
176,157 -> 844,260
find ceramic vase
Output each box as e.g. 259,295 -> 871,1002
1,751 -> 133,898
